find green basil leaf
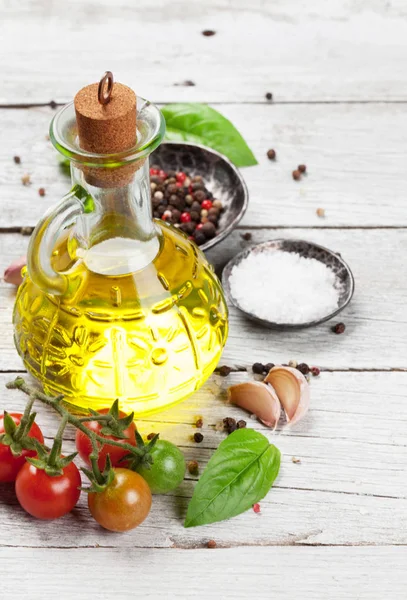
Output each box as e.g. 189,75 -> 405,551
184,428 -> 280,527
162,103 -> 258,168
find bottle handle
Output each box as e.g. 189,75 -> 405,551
27,186 -> 90,295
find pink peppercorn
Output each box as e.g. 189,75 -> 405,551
311,366 -> 320,376
201,199 -> 213,210
150,168 -> 159,176
181,212 -> 191,223
253,503 -> 261,513
176,172 -> 186,184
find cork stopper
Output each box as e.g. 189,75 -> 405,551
74,72 -> 139,187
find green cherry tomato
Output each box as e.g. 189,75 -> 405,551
137,440 -> 185,494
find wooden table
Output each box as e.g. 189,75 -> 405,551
1,1 -> 406,597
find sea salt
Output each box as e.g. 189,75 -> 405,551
229,249 -> 343,324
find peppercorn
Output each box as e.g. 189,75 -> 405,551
201,222 -> 216,239
252,362 -> 265,375
50,100 -> 57,109
296,363 -> 310,375
166,183 -> 178,195
194,230 -> 206,245
154,190 -> 164,201
157,205 -> 166,216
190,210 -> 201,222
236,420 -> 247,429
147,432 -> 157,440
212,199 -> 223,210
195,417 -> 203,428
264,362 -> 274,372
193,190 -> 206,202
253,503 -> 261,513
170,209 -> 182,223
311,366 -> 320,377
265,92 -> 273,101
38,188 -> 46,197
292,169 -> 301,181
218,365 -> 232,377
223,417 -> 237,434
13,156 -> 21,164
208,207 -> 219,217
193,432 -> 204,443
298,164 -> 306,173
316,208 -> 325,218
207,540 -> 217,549
21,174 -> 31,186
184,221 -> 196,235
332,322 -> 346,334
241,232 -> 252,241
185,194 -> 194,205
207,215 -> 218,225
201,209 -> 208,218
191,201 -> 201,212
267,149 -> 276,160
188,460 -> 199,476
202,30 -> 216,36
170,196 -> 185,211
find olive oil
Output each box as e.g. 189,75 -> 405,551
14,222 -> 228,416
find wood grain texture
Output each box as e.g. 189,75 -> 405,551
2,547 -> 407,600
1,0 -> 407,103
0,371 -> 405,548
1,228 -> 407,370
1,103 -> 407,228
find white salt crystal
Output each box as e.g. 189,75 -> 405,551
229,249 -> 343,324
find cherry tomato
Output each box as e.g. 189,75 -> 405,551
88,468 -> 152,532
136,440 -> 185,494
75,408 -> 137,471
0,413 -> 44,483
16,461 -> 81,519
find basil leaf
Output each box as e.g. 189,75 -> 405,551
184,428 -> 280,527
162,103 -> 258,168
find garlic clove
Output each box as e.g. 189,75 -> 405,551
264,366 -> 309,426
3,256 -> 27,286
228,381 -> 281,428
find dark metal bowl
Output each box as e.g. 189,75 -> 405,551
222,238 -> 355,330
151,141 -> 249,252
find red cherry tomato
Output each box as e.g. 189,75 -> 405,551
180,212 -> 191,223
0,413 -> 44,483
176,171 -> 186,184
16,461 -> 81,520
201,199 -> 213,210
75,408 -> 137,470
150,168 -> 159,176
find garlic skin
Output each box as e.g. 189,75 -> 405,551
228,381 -> 281,428
3,256 -> 27,286
264,366 -> 309,426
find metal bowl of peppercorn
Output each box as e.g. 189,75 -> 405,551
150,142 -> 249,251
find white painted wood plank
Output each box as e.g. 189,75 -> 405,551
1,547 -> 407,600
1,103 -> 407,228
1,228 -> 407,370
2,0 -> 407,103
0,371 -> 406,547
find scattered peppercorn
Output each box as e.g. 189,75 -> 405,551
253,503 -> 261,513
252,362 -> 265,375
267,149 -> 276,160
207,539 -> 217,548
292,457 -> 301,464
288,359 -> 298,368
265,92 -> 273,101
296,363 -> 310,375
311,366 -> 320,377
49,100 -> 58,109
316,208 -> 325,218
240,232 -> 252,241
195,417 -> 203,429
174,80 -> 196,87
236,420 -> 247,429
218,365 -> 232,377
20,226 -> 33,236
332,322 -> 346,334
264,362 -> 275,373
21,174 -> 31,186
13,156 -> 21,164
147,432 -> 157,440
292,169 -> 301,181
187,460 -> 199,476
193,432 -> 204,443
38,187 -> 46,197
298,164 -> 306,173
202,30 -> 216,36
223,417 -> 237,434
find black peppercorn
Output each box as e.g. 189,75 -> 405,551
267,149 -> 276,160
223,417 -> 237,434
207,215 -> 218,225
296,363 -> 310,375
236,420 -> 247,429
292,170 -> 301,181
191,182 -> 204,192
218,365 -> 232,377
298,164 -> 306,173
202,30 -> 216,36
191,201 -> 201,212
190,210 -> 201,222
195,417 -> 203,428
241,232 -> 252,241
193,190 -> 206,202
265,92 -> 273,101
201,222 -> 216,239
157,205 -> 166,216
13,156 -> 21,164
193,432 -> 204,443
188,460 -> 199,476
264,362 -> 274,372
184,221 -> 196,235
194,230 -> 206,245
332,322 -> 346,334
252,362 -> 265,375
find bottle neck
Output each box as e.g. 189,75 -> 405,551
70,160 -> 161,276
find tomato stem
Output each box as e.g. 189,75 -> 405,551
13,395 -> 35,442
48,414 -> 68,468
